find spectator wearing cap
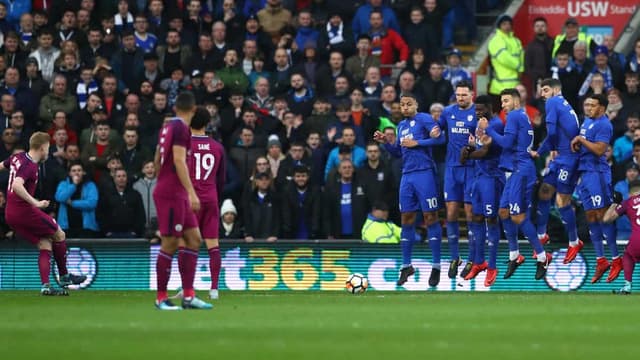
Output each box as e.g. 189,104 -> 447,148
256,0 -> 292,40
367,10 -> 408,79
282,165 -> 322,239
111,29 -> 145,94
133,13 -> 158,54
323,158 -> 370,239
579,45 -> 620,97
220,198 -> 243,239
487,14 -> 523,107
324,125 -> 366,180
317,12 -> 354,59
242,170 -> 281,241
54,160 -> 100,238
22,57 -> 48,104
614,112 -> 640,164
552,17 -> 597,60
39,74 -> 77,129
614,163 -> 640,239
141,52 -> 163,89
156,28 -> 192,76
98,167 -> 145,238
525,17 -> 553,95
217,48 -> 250,94
352,0 -> 400,40
244,13 -> 274,59
266,135 -> 285,175
361,201 -> 400,244
443,48 -> 471,89
346,35 -> 380,85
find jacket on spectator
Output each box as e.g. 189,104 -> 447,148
317,20 -> 355,59
242,188 -> 281,238
111,47 -> 145,92
55,177 -> 99,232
120,144 -> 153,180
0,84 -> 36,120
217,65 -> 250,94
229,142 -> 265,181
29,47 -> 60,83
39,93 -> 77,128
323,175 -> 370,239
369,27 -> 409,77
256,3 -> 292,38
352,4 -> 401,39
98,185 -> 146,236
346,54 -> 380,85
281,183 -> 322,239
133,177 -> 158,230
361,214 -> 400,243
156,45 -> 192,74
488,29 -> 524,96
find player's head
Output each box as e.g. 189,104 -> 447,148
28,132 -> 50,162
500,88 -> 521,113
475,94 -> 492,119
293,165 -> 310,189
190,106 -> 210,131
455,80 -> 473,109
584,93 -> 608,118
174,91 -> 196,120
399,93 -> 418,118
371,201 -> 389,220
629,179 -> 640,195
539,78 -> 562,100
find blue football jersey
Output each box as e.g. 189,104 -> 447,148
538,95 -> 580,163
440,104 -> 476,167
384,112 -> 444,174
577,115 -> 612,173
485,108 -> 535,173
475,116 -> 504,177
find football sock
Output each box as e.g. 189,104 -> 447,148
156,250 -> 173,301
502,217 -> 519,253
602,222 -> 619,258
428,222 -> 442,269
400,225 -> 415,268
208,247 -> 221,290
536,198 -> 551,237
38,250 -> 51,285
180,248 -> 198,298
446,221 -> 459,260
558,205 -> 578,245
471,222 -> 486,264
487,222 -> 500,269
52,241 -> 68,276
623,250 -> 635,282
467,230 -> 475,263
177,246 -> 185,275
623,280 -> 632,292
520,218 -> 545,256
588,221 -> 605,258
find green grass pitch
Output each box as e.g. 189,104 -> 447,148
0,291 -> 637,359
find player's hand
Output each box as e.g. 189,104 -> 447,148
468,134 -> 476,147
460,145 -> 473,164
480,134 -> 492,146
373,130 -> 386,143
613,191 -> 623,204
400,138 -> 418,148
477,117 -> 488,130
549,151 -> 558,161
35,200 -> 50,209
570,136 -> 582,152
266,236 -> 277,242
529,150 -> 539,159
430,126 -> 441,138
244,236 -> 254,243
189,192 -> 201,212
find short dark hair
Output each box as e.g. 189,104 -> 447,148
372,201 -> 389,212
370,9 -> 383,18
175,91 -> 196,112
190,106 -> 210,130
95,120 -> 110,128
123,126 -> 138,133
67,160 -> 84,171
533,17 -> 547,24
357,34 -> 371,42
556,50 -> 570,57
500,88 -> 520,99
292,165 -> 310,175
540,78 -> 562,89
587,93 -> 608,108
475,95 -> 493,110
629,112 -> 640,120
120,28 -> 135,38
399,92 -> 418,101
38,28 -> 54,38
455,80 -> 473,91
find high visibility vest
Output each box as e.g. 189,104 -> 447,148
552,32 -> 593,58
488,30 -> 524,95
361,217 -> 401,244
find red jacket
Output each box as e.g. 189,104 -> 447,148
370,28 -> 409,77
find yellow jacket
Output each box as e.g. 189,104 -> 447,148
361,215 -> 401,244
488,30 -> 524,95
552,32 -> 593,58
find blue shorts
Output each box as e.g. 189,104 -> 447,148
578,171 -> 612,211
503,170 -> 536,215
399,169 -> 440,213
471,175 -> 505,217
543,160 -> 579,195
499,172 -> 512,209
444,166 -> 474,203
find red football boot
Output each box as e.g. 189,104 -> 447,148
563,240 -> 584,264
591,257 -> 611,284
606,257 -> 623,283
463,261 -> 488,280
484,268 -> 498,287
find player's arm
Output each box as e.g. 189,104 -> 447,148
604,192 -> 625,223
12,177 -> 47,208
415,121 -> 444,146
172,145 -> 199,209
537,102 -> 557,156
153,146 -> 160,172
483,118 -> 516,149
573,123 -> 609,156
603,204 -> 621,223
374,130 -> 401,157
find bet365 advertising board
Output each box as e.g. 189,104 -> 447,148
0,240 -> 636,292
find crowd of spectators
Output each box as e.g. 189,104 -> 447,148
0,0 -> 637,242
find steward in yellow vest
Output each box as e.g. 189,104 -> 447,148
488,15 -> 523,96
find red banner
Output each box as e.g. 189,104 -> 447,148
513,0 -> 637,46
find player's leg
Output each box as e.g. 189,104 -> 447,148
509,173 -> 550,280
466,179 -> 487,280
153,196 -> 184,309
444,167 -> 462,272
51,227 -> 87,287
397,174 -> 419,286
561,180 -> 585,264
586,207 -> 610,283
36,239 -> 66,296
501,174 -> 524,278
463,168 -> 476,272
536,182 -> 555,244
421,169 -> 443,287
616,241 -> 640,294
485,216 -> 500,286
600,174 -> 622,282
179,206 -> 212,309
206,239 -> 221,299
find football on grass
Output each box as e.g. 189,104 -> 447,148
345,273 -> 368,294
